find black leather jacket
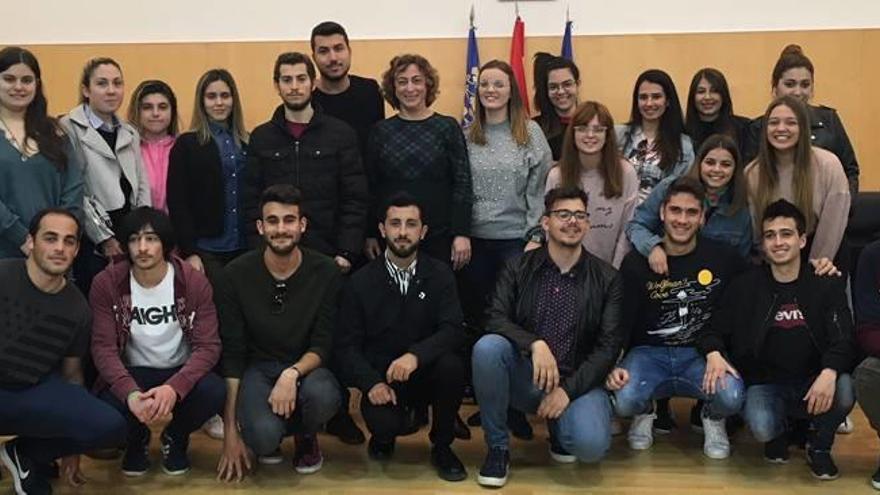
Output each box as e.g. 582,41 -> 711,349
486,247 -> 623,399
744,105 -> 859,202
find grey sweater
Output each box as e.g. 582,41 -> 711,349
467,120 -> 552,240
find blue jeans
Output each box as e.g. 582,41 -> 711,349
237,362 -> 341,456
0,374 -> 127,463
472,334 -> 612,463
744,374 -> 854,451
613,346 -> 744,420
99,367 -> 226,444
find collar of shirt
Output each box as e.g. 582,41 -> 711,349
540,249 -> 586,278
84,104 -> 119,132
384,250 -> 417,278
209,121 -> 232,139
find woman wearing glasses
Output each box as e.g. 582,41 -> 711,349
545,101 -> 638,269
532,52 -> 580,161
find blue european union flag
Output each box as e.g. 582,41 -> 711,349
461,25 -> 480,129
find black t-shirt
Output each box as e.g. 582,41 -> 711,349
0,260 -> 91,387
759,280 -> 821,383
621,237 -> 747,348
312,75 -> 385,157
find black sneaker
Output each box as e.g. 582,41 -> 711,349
367,437 -> 395,461
764,434 -> 789,464
326,410 -> 366,445
807,449 -> 839,480
431,444 -> 467,482
508,410 -> 534,440
549,438 -> 576,464
871,464 -> 880,490
122,429 -> 151,476
477,447 -> 510,488
160,429 -> 191,476
653,399 -> 677,434
0,440 -> 52,495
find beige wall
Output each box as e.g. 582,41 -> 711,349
22,28 -> 878,188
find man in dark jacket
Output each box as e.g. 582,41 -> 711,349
472,186 -> 622,488
244,51 -> 368,274
699,199 -> 856,481
854,238 -> 880,488
90,207 -> 225,477
335,192 -> 467,481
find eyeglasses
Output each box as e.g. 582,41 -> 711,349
573,125 -> 608,135
548,79 -> 577,93
271,280 -> 287,315
549,209 -> 589,222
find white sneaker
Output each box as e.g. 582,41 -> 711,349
628,413 -> 656,450
202,415 -> 225,440
258,448 -> 284,465
837,415 -> 854,434
701,414 -> 730,459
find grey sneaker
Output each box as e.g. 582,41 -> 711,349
628,413 -> 656,450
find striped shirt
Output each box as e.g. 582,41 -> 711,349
0,260 -> 91,386
384,251 -> 418,296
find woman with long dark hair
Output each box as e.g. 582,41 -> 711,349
684,68 -> 751,155
616,69 -> 694,204
0,46 -> 83,258
532,52 -> 580,161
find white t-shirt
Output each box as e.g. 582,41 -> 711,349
125,264 -> 190,368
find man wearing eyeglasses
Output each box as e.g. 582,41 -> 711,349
605,176 -> 747,461
90,207 -> 225,478
472,186 -> 622,488
334,192 -> 467,481
216,184 -> 342,481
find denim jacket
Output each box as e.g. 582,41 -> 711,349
625,175 -> 752,258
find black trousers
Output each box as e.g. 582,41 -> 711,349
360,352 -> 464,447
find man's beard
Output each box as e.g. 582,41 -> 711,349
319,65 -> 349,82
387,237 -> 419,258
266,235 -> 298,256
283,94 -> 312,112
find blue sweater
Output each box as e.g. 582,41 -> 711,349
625,175 -> 752,259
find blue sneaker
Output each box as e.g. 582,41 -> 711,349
122,429 -> 151,477
477,447 -> 510,487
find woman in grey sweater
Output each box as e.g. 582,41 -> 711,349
462,60 -> 552,331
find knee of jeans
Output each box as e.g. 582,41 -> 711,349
560,424 -> 610,464
612,386 -> 647,418
711,377 -> 745,416
745,410 -> 779,442
241,418 -> 285,456
472,334 -> 513,369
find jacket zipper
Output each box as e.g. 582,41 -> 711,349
295,141 -> 301,186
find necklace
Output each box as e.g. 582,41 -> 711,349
0,114 -> 30,162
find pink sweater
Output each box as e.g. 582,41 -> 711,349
140,135 -> 175,212
745,146 -> 851,260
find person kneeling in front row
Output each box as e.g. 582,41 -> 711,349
472,186 -> 621,488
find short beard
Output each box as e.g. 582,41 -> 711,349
319,67 -> 349,82
283,95 -> 312,113
387,238 -> 419,258
266,237 -> 297,256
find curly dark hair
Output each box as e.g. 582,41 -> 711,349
380,54 -> 439,110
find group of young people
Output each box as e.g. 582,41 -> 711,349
0,18 -> 877,495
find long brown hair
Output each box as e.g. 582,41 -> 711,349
686,134 -> 747,214
189,69 -> 248,146
556,101 -> 624,199
771,44 -> 814,88
468,60 -> 528,146
749,96 -> 815,232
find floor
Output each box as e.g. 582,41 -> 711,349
2,401 -> 878,494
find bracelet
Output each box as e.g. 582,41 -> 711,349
288,365 -> 302,379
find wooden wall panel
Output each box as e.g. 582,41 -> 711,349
21,28 -> 879,188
